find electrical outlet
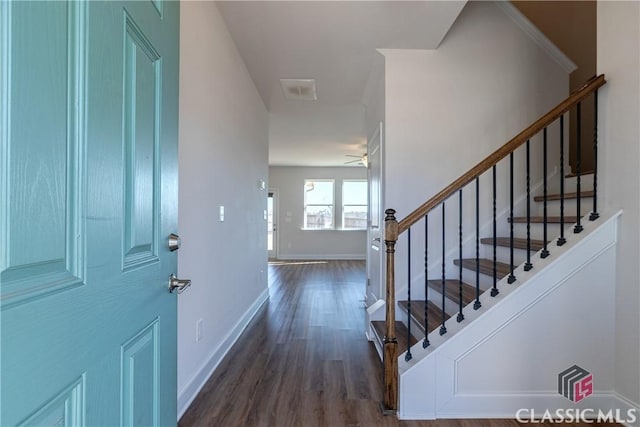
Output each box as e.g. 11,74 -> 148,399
196,319 -> 203,342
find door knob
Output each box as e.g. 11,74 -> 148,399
168,274 -> 191,294
168,233 -> 181,251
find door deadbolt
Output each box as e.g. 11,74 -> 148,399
168,233 -> 181,251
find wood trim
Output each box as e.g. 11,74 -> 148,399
397,74 -> 606,234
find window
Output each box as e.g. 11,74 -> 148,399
342,180 -> 368,230
304,180 -> 334,229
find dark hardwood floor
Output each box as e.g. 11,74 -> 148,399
179,260 -> 617,427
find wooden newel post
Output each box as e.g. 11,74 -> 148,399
382,208 -> 399,413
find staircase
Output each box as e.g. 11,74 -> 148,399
369,75 -> 610,417
371,183 -> 594,357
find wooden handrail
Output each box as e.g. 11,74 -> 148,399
397,74 -> 606,234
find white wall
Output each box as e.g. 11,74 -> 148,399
363,51 -> 386,144
177,2 -> 269,418
268,166 -> 367,260
382,1 -> 569,218
380,0 -> 569,296
597,0 -> 640,413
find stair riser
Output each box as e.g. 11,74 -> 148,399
508,222 -> 577,241
533,199 -> 593,217
428,264 -> 483,288
402,313 -> 426,342
399,296 -> 483,343
459,270 -> 499,292
397,285 -> 426,303
397,301 -> 448,340
480,238 -> 565,264
537,174 -> 594,195
405,271 -> 491,302
563,174 -> 594,192
454,260 -> 512,281
369,324 -> 384,361
371,320 -> 417,356
425,288 -> 470,317
479,245 -> 528,267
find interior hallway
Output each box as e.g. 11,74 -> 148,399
178,260 -> 617,427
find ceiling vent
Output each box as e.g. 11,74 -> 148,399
280,79 -> 317,101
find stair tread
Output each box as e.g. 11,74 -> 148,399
481,237 -> 545,251
426,279 -> 476,305
454,258 -> 512,279
371,320 -> 417,355
565,170 -> 594,178
398,300 -> 450,335
509,216 -> 578,224
533,191 -> 594,202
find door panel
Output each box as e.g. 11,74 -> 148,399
1,1 -> 179,425
121,319 -> 160,427
18,376 -> 85,426
1,0 -> 84,307
123,11 -> 161,270
367,122 -> 383,305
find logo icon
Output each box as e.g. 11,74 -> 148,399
558,365 -> 593,402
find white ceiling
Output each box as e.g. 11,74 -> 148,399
216,1 -> 466,166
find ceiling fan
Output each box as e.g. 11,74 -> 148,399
344,153 -> 368,167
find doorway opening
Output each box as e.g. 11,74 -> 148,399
267,190 -> 278,259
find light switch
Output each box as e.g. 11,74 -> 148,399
219,205 -> 225,222
263,209 -> 267,220
196,319 -> 203,342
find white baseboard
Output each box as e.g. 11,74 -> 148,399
613,392 -> 640,427
177,288 -> 270,420
276,253 -> 366,260
401,392 -> 639,423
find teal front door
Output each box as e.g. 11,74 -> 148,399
1,1 -> 180,425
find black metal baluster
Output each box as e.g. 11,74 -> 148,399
440,203 -> 447,335
491,165 -> 499,297
508,153 -> 516,284
541,128 -> 550,258
558,115 -> 567,246
574,102 -> 584,233
474,177 -> 481,310
457,190 -> 464,322
406,228 -> 412,361
590,91 -> 599,221
423,215 -> 429,348
524,140 -> 533,271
